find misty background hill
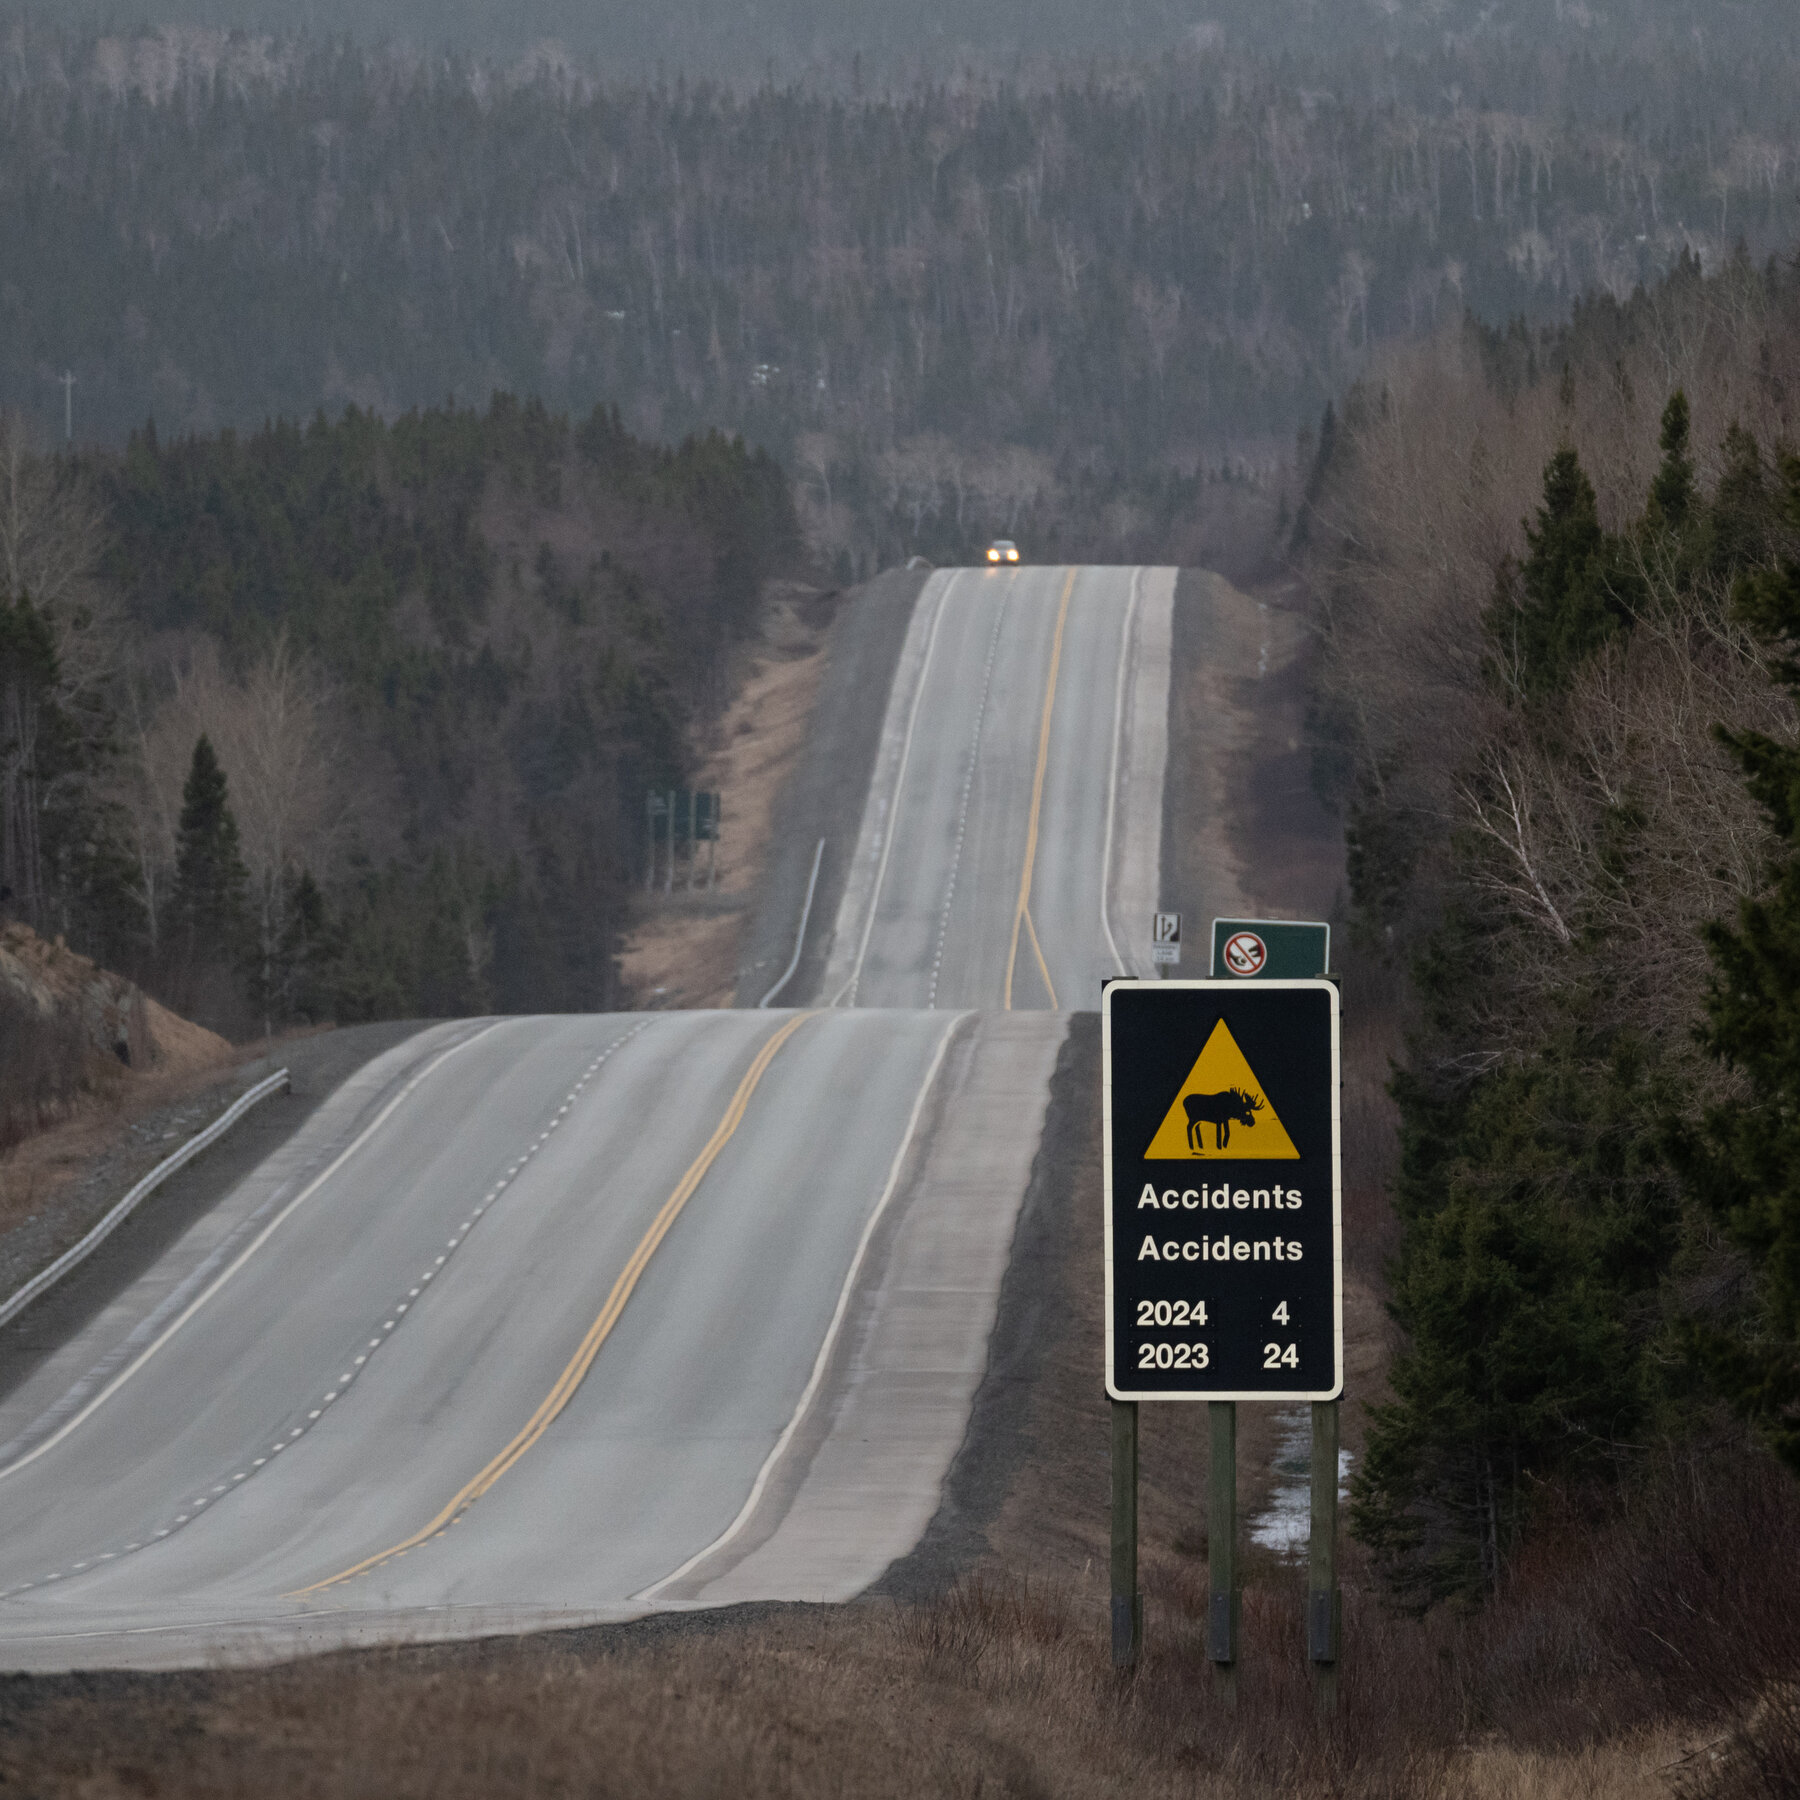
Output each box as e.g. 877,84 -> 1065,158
22,0 -> 1800,78
3,7 -> 1798,571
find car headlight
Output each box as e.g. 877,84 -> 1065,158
1007,548 -> 1019,562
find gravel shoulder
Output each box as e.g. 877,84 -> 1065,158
730,564 -> 929,1006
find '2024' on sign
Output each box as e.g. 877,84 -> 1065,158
1102,980 -> 1342,1401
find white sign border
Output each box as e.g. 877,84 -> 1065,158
1102,977 -> 1343,1403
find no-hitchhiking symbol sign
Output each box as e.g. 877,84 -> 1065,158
1210,917 -> 1330,980
1221,930 -> 1266,975
1103,980 -> 1342,1401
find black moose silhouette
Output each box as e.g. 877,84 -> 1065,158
1182,1088 -> 1265,1153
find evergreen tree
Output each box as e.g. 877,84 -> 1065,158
1675,454 -> 1800,1473
1647,389 -> 1696,530
257,867 -> 335,1027
0,590 -> 140,962
1705,423 -> 1778,578
1352,1029 -> 1676,1607
0,593 -> 60,925
1486,446 -> 1635,695
171,735 -> 248,958
1356,438 -> 1709,1607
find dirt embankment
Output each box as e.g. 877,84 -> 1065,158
0,920 -> 270,1302
0,920 -> 230,1084
616,582 -> 842,1009
617,564 -> 929,1011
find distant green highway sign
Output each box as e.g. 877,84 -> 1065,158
1210,918 -> 1330,979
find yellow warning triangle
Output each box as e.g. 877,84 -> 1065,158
1144,1019 -> 1299,1160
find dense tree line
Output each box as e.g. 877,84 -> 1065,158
0,394 -> 797,1031
1,18 -> 1798,568
1308,250 -> 1800,1605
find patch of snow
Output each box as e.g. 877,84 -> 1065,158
1249,1406 -> 1352,1559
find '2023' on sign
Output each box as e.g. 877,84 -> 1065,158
1103,980 -> 1342,1401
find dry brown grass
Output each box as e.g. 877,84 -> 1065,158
0,1591 -> 1451,1799
0,1577 -> 1761,1800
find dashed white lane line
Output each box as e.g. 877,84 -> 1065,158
1097,565 -> 1144,978
0,1022 -> 506,1488
927,587 -> 1009,1011
0,1018 -> 655,1604
834,569 -> 961,1007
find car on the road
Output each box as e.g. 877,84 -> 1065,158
986,539 -> 1020,564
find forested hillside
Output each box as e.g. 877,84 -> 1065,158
0,398 -> 796,1033
2,16 -> 1798,568
1305,251 -> 1800,1659
22,0 -> 1800,80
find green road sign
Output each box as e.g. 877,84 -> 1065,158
646,790 -> 721,841
1211,918 -> 1330,979
1103,979 -> 1343,1401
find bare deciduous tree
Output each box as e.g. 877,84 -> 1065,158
123,637 -> 350,1010
1311,286 -> 1800,1090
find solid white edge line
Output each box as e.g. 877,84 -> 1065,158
633,1010 -> 966,1602
759,837 -> 827,1008
831,569 -> 960,1007
0,1069 -> 291,1334
0,1020 -> 508,1486
1099,566 -> 1144,979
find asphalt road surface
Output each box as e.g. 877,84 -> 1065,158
821,565 -> 1173,1011
0,566 -> 1170,1669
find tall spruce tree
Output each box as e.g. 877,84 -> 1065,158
1706,423 -> 1777,577
171,735 -> 248,962
1352,1037 -> 1675,1607
1676,454 -> 1800,1473
1648,390 -> 1697,530
1486,446 -> 1637,695
0,593 -> 59,925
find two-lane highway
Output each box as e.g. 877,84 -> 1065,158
823,565 -> 1172,1010
0,1007 -> 1025,1662
0,564 -> 1173,1669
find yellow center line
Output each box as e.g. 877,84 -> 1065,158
1021,905 -> 1060,1011
1004,567 -> 1076,1011
288,1009 -> 817,1599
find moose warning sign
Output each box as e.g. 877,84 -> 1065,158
1142,1019 -> 1300,1159
1104,980 -> 1342,1401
